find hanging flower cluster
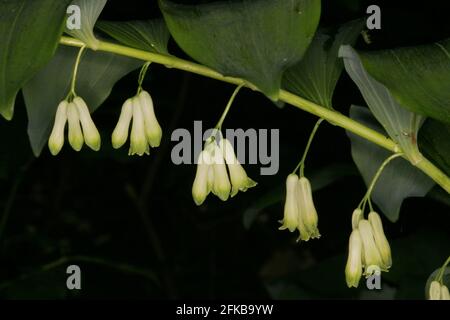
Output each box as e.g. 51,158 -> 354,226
48,97 -> 101,155
192,134 -> 257,205
279,174 -> 320,241
112,90 -> 162,156
345,209 -> 392,288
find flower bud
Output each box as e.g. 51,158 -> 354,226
73,97 -> 101,151
219,139 -> 257,197
139,90 -> 162,148
429,281 -> 441,300
368,211 -> 392,269
112,98 -> 133,149
192,150 -> 213,206
358,219 -> 384,275
212,145 -> 231,201
67,102 -> 84,151
129,97 -> 148,156
297,177 -> 320,240
279,174 -> 299,232
48,101 -> 68,156
345,229 -> 363,288
351,208 -> 363,230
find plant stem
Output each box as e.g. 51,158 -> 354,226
360,153 -> 403,212
137,62 -> 151,94
68,45 -> 86,99
293,118 -> 324,176
437,255 -> 450,283
59,36 -> 450,193
215,83 -> 244,130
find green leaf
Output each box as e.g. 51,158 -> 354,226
340,45 -> 425,164
66,0 -> 107,50
97,19 -> 170,55
358,38 -> 450,124
0,0 -> 72,120
243,163 -> 358,229
283,19 -> 364,108
159,0 -> 321,100
347,106 -> 435,222
23,46 -> 142,156
419,119 -> 450,176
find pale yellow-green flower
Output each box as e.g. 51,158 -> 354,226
112,98 -> 133,149
368,211 -> 392,269
358,219 -> 384,275
73,97 -> 101,151
129,97 -> 148,156
212,144 -> 231,201
192,149 -> 214,206
297,177 -> 320,240
219,138 -> 257,197
429,281 -> 442,300
279,174 -> 300,232
351,208 -> 363,230
345,229 -> 363,288
48,101 -> 69,156
67,102 -> 84,152
139,90 -> 162,148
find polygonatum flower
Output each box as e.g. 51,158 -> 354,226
48,97 -> 101,155
345,210 -> 393,287
279,174 -> 320,242
191,136 -> 256,205
112,90 -> 162,156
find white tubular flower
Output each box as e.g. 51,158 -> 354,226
219,138 -> 257,197
429,281 -> 441,300
67,102 -> 84,151
351,208 -> 363,230
138,90 -> 162,148
358,219 -> 384,275
112,98 -> 133,149
192,150 -> 213,206
212,144 -> 231,201
129,97 -> 148,156
73,97 -> 101,151
279,174 -> 300,232
368,211 -> 392,269
297,177 -> 320,241
441,284 -> 450,300
345,229 -> 363,288
48,101 -> 68,156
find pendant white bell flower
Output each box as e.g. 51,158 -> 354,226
48,101 -> 69,156
358,219 -> 384,276
112,90 -> 162,156
297,177 -> 320,240
279,174 -> 300,232
48,97 -> 101,155
279,174 -> 320,241
192,149 -> 214,206
219,138 -> 257,197
429,281 -> 442,300
73,97 -> 101,151
368,211 -> 392,269
345,229 -> 363,288
212,144 -> 231,201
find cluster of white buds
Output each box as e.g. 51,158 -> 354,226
48,97 -> 101,155
112,90 -> 162,155
192,133 -> 257,205
345,209 -> 392,288
429,281 -> 450,300
279,174 -> 320,242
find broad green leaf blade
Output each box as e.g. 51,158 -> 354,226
23,46 -> 142,156
0,0 -> 72,120
243,163 -> 357,229
66,0 -> 107,50
159,0 -> 321,100
97,20 -> 170,55
347,106 -> 435,222
340,45 -> 425,164
419,119 -> 450,176
358,38 -> 450,124
283,19 -> 364,108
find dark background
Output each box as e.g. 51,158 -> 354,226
0,0 -> 449,299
